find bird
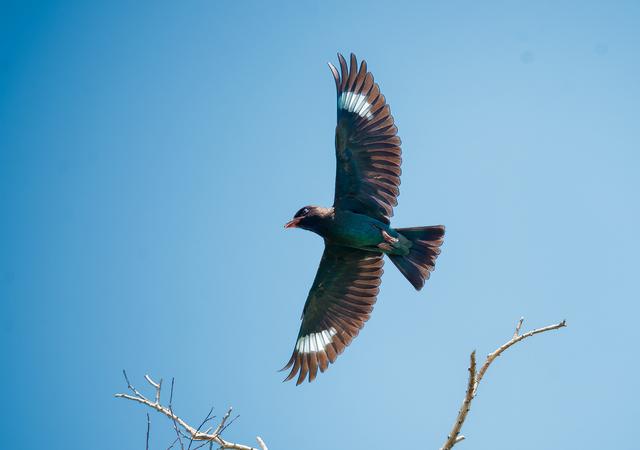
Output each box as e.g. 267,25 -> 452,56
281,53 -> 445,385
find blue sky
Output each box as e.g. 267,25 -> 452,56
1,1 -> 639,449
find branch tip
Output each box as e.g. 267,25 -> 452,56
116,373 -> 266,450
440,317 -> 566,450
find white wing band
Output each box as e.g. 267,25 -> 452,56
338,92 -> 373,119
295,327 -> 338,354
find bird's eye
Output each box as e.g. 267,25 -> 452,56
295,207 -> 310,218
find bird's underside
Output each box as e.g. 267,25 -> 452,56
282,53 -> 444,385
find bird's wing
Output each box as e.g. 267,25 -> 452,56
330,53 -> 402,225
281,244 -> 384,385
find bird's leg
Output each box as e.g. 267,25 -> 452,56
376,228 -> 399,252
381,229 -> 399,244
377,242 -> 394,252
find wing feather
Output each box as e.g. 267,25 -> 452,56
281,244 -> 384,384
332,54 -> 402,223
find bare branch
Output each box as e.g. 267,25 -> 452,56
188,407 -> 215,450
440,318 -> 567,450
145,374 -> 163,405
146,413 -> 151,450
169,378 -> 185,450
167,436 -> 182,450
118,318 -> 563,450
145,374 -> 160,389
123,370 -> 148,401
256,436 -> 268,450
213,407 -> 233,437
440,352 -> 476,450
513,317 -> 524,338
475,319 -> 566,388
116,373 -> 266,450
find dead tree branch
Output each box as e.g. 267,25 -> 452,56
115,372 -> 267,450
440,317 -> 567,450
117,318 -> 563,450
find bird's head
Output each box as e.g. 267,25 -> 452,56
284,206 -> 332,232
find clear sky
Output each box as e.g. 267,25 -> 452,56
1,1 -> 639,449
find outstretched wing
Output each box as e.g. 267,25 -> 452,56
281,244 -> 384,385
329,53 -> 402,224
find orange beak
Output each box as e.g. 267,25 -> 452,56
284,218 -> 301,229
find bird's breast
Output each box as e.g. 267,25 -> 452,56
325,211 -> 389,249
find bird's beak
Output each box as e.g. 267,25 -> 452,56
284,218 -> 300,229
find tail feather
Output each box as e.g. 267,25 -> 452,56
389,225 -> 445,290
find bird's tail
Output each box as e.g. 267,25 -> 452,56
388,225 -> 445,291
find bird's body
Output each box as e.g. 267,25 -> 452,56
282,54 -> 446,384
297,207 -> 398,252
331,210 -> 400,251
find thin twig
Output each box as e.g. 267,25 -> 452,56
123,370 -> 148,401
213,407 -> 233,437
440,318 -> 567,450
146,413 -> 151,450
219,414 -> 241,435
116,373 -> 266,450
475,319 -> 566,388
256,436 -> 268,450
169,378 -> 185,450
145,374 -> 163,405
188,407 -> 215,450
196,440 -> 218,450
513,317 -> 524,338
192,442 -> 211,450
167,436 -> 181,450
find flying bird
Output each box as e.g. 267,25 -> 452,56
281,53 -> 445,385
